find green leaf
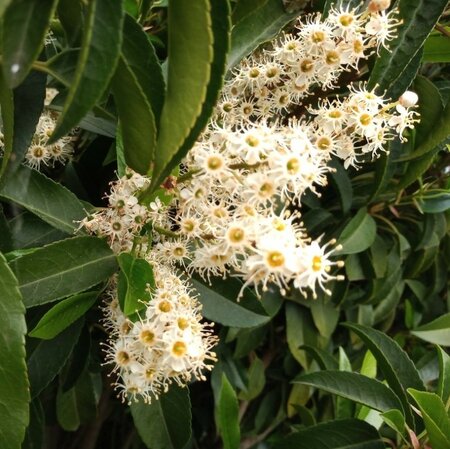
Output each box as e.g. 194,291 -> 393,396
232,0 -> 267,24
0,0 -> 12,18
294,371 -> 403,413
380,409 -> 406,439
117,253 -> 153,317
239,357 -> 265,400
28,319 -> 83,398
299,345 -> 338,371
286,303 -> 319,369
111,14 -> 164,174
274,419 -> 385,449
416,191 -> 450,213
0,164 -> 87,233
310,296 -> 339,339
343,323 -> 425,428
10,212 -> 68,249
57,0 -> 82,46
437,346 -> 450,402
1,0 -> 57,87
217,374 -> 240,449
49,0 -> 124,142
149,0 -> 214,189
411,313 -> 450,346
148,0 -> 230,194
0,69 -> 46,179
336,208 -> 377,255
0,253 -> 29,449
368,0 -> 448,99
22,399 -> 44,449
228,0 -> 296,70
408,389 -> 450,449
29,292 -> 99,340
423,33 -> 450,63
131,386 -> 191,449
190,275 -> 269,328
10,236 -> 118,307
329,159 -> 353,215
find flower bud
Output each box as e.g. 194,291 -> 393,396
368,0 -> 391,12
399,91 -> 418,108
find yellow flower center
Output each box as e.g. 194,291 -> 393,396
228,227 -> 245,244
286,158 -> 300,174
312,255 -> 322,272
339,14 -> 353,27
140,330 -> 155,345
267,251 -> 285,268
172,341 -> 187,357
207,156 -> 223,171
158,300 -> 172,313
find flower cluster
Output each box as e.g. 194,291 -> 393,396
24,110 -> 75,170
217,1 -> 401,127
103,268 -> 217,404
81,1 -> 419,403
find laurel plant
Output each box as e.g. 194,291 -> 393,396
0,1 -> 448,449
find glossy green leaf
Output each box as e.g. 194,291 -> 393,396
294,371 -> 403,413
416,191 -> 450,213
57,0 -> 82,46
411,313 -> 450,346
408,389 -> 450,449
336,208 -> 377,255
310,296 -> 339,339
329,159 -> 353,215
111,14 -> 164,174
0,253 -> 29,449
22,399 -> 44,449
232,0 -> 267,24
0,0 -> 12,18
29,292 -> 99,339
274,419 -> 385,449
0,164 -> 87,233
368,0 -> 448,99
28,319 -> 83,398
159,0 -> 230,187
423,33 -> 450,63
0,69 -> 46,179
299,345 -> 338,371
228,0 -> 296,70
131,386 -> 191,449
343,323 -> 425,428
10,236 -> 117,307
10,212 -> 68,250
380,409 -> 406,439
217,374 -> 240,449
190,276 -> 269,328
117,253 -> 153,316
1,0 -> 57,87
286,303 -> 319,369
50,0 -> 124,142
149,0 -> 213,189
437,346 -> 450,402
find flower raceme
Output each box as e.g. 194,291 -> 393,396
80,1 -> 419,403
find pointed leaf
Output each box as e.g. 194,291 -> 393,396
29,291 -> 99,340
117,253 -> 153,317
274,419 -> 385,449
336,208 -> 377,255
0,253 -> 29,449
294,371 -> 403,413
299,345 -> 338,371
368,0 -> 449,99
343,323 -> 425,428
10,236 -> 117,307
217,374 -> 240,449
1,0 -> 57,87
144,0 -> 230,197
50,0 -> 124,142
0,164 -> 87,233
111,14 -> 164,174
228,0 -> 297,70
411,313 -> 450,346
437,346 -> 450,402
408,389 -> 450,449
131,386 -> 191,449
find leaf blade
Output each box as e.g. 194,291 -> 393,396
0,253 -> 29,449
50,0 -> 124,142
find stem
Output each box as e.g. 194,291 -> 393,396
435,23 -> 450,38
154,225 -> 180,239
177,168 -> 201,183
